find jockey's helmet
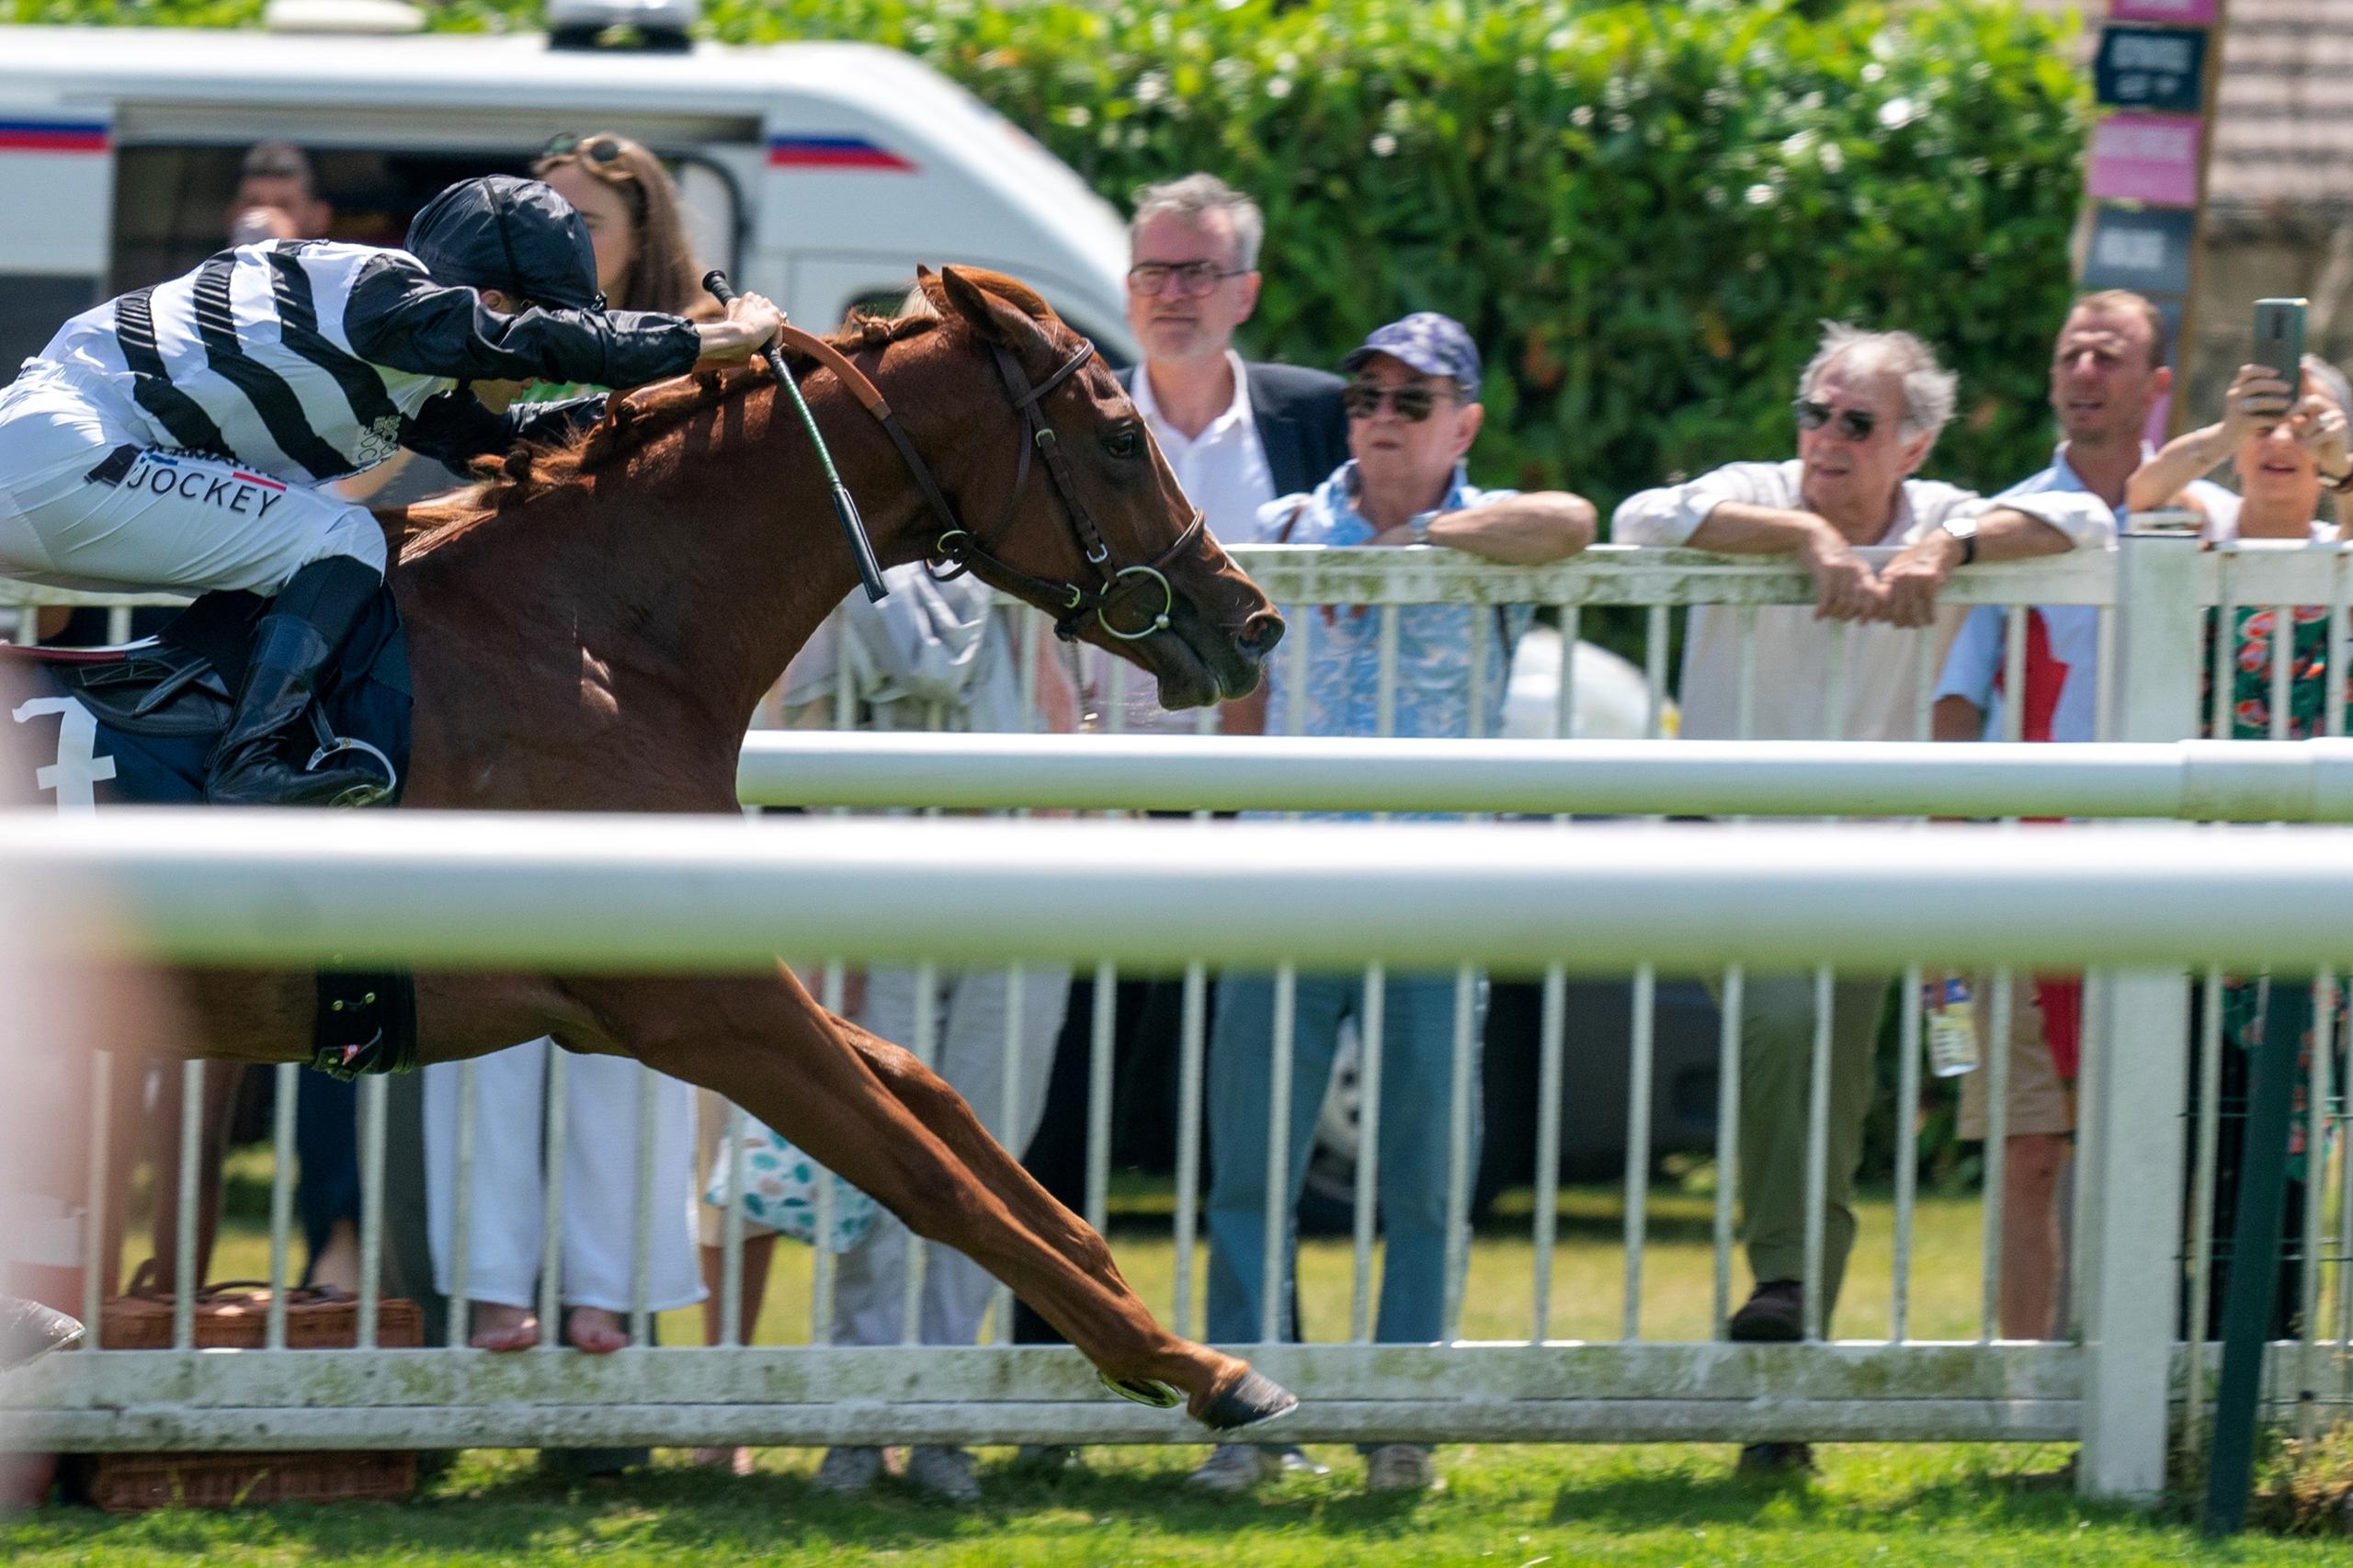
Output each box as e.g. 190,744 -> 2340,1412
404,175 -> 606,313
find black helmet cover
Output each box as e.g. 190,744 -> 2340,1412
404,175 -> 606,312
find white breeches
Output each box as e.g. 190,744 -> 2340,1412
423,1040 -> 706,1315
0,363 -> 384,597
830,962 -> 1072,1348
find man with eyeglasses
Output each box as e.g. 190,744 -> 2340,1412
1115,173 -> 1351,708
1613,324 -> 2112,1476
1191,312 -> 1592,1498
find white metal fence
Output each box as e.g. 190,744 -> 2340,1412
5,528 -> 2351,1507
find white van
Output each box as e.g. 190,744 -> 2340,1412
0,23 -> 1138,377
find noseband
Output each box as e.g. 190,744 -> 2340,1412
768,324 -> 1207,642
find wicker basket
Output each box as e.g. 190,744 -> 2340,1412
73,1271 -> 423,1512
73,1450 -> 417,1514
97,1271 -> 423,1351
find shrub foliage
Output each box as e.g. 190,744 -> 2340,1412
16,0 -> 2090,511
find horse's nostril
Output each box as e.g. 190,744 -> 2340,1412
1237,610 -> 1285,662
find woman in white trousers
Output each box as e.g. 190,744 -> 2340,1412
424,1043 -> 702,1351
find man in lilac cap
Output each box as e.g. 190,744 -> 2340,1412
1195,312 -> 1595,1496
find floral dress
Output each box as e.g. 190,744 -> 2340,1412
2203,604 -> 2347,1177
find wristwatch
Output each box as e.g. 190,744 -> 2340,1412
1938,513 -> 1979,566
1407,509 -> 1437,546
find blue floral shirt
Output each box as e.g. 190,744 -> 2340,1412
1246,460 -> 1529,820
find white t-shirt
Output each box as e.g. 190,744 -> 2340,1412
2193,490 -> 2334,545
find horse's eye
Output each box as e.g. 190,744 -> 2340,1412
1103,426 -> 1142,461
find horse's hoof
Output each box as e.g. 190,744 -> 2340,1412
1197,1369 -> 1298,1432
1099,1371 -> 1184,1409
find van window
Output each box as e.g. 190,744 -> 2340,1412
108,143 -> 741,296
0,277 -> 102,385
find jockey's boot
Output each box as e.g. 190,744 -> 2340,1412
205,555 -> 391,808
0,1294 -> 85,1369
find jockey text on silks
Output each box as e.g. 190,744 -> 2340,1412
87,446 -> 289,518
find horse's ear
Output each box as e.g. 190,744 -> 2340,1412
938,265 -> 1053,359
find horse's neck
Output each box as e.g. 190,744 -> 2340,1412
415,338 -> 959,750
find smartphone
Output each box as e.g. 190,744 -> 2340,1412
2255,296 -> 2308,393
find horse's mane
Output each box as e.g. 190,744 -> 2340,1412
398,268 -> 1062,556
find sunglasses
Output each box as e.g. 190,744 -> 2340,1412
1791,399 -> 1881,441
1343,382 -> 1449,422
540,132 -> 630,169
1125,260 -> 1248,298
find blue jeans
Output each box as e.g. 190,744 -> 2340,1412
1205,969 -> 1483,1349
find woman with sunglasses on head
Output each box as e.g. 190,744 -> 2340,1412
532,133 -> 715,325
0,172 -> 781,806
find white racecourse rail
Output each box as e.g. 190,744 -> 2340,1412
5,525 -> 2351,1507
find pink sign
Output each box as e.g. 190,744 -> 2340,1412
2087,113 -> 2202,206
2109,0 -> 2217,23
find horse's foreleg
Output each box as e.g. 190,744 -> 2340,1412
824,1010 -> 1129,1300
571,970 -> 1290,1429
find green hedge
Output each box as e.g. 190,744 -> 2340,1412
15,0 -> 2091,515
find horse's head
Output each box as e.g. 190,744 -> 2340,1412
918,267 -> 1283,709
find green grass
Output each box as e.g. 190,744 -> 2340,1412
7,1442 -> 2347,1565
15,1169 -> 2347,1562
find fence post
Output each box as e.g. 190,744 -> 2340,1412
2078,519 -> 2200,1504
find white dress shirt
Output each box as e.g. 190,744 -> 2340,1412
1612,459 -> 2115,741
1092,352 -> 1279,733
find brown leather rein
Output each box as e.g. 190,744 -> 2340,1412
771,324 -> 1207,642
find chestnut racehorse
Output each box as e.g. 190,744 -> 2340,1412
174,267 -> 1294,1427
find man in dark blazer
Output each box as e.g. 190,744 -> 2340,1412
1117,356 -> 1349,506
1012,176 -> 1344,1473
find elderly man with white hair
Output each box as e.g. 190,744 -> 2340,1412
1613,323 -> 2112,1475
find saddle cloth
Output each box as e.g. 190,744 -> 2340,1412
3,588 -> 418,1077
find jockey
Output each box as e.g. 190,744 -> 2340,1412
0,175 -> 781,806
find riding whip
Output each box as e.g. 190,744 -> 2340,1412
703,270 -> 889,602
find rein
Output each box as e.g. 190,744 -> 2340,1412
772,324 -> 1206,642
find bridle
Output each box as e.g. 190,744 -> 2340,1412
768,323 -> 1207,642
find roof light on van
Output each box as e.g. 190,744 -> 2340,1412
262,0 -> 426,33
546,0 -> 699,52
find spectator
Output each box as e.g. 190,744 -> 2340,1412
2133,353 -> 2353,1342
1016,173 -> 1348,1463
699,555 -> 1079,1503
1086,171 -> 1349,732
1194,312 -> 1594,1496
224,140 -> 333,248
2127,355 -> 2352,540
420,133 -> 723,1366
1614,322 -> 2114,1474
1933,291 -> 2232,1341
